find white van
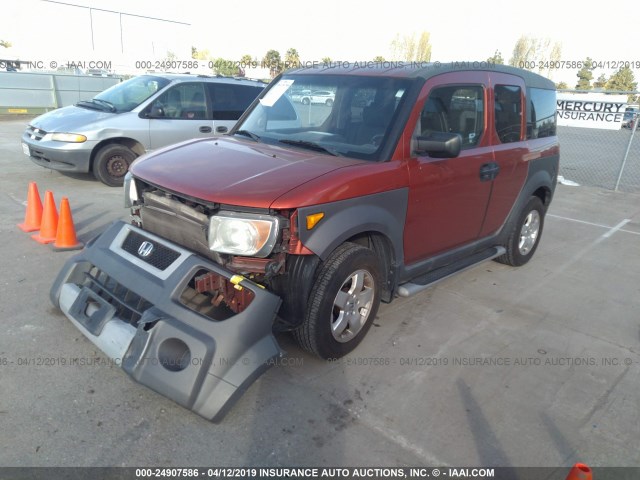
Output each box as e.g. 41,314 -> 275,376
21,74 -> 265,186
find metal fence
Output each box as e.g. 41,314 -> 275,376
0,71 -> 121,115
558,90 -> 640,193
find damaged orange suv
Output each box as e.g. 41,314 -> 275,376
51,63 -> 559,420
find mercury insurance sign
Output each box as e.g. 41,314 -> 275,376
556,93 -> 628,130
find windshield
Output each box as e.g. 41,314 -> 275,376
89,75 -> 170,112
235,74 -> 411,160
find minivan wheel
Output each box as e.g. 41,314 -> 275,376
294,243 -> 381,359
496,196 -> 545,267
93,144 -> 137,187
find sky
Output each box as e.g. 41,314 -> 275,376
2,0 -> 639,87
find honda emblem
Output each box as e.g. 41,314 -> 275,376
137,241 -> 154,257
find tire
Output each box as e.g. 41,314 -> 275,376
93,144 -> 137,187
325,98 -> 334,107
294,243 -> 381,359
496,196 -> 545,266
301,97 -> 310,105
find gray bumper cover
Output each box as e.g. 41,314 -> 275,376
50,220 -> 282,422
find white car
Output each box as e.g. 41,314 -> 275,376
300,90 -> 335,106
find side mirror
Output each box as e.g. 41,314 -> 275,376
415,132 -> 462,158
146,105 -> 165,119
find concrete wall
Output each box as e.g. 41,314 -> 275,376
0,71 -> 121,114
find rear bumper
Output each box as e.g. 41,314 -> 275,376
50,221 -> 282,422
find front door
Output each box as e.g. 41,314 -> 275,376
404,72 -> 495,264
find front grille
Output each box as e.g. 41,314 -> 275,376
139,190 -> 220,262
84,266 -> 152,324
121,230 -> 180,270
25,125 -> 47,141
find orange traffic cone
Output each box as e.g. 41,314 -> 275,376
31,191 -> 58,244
17,182 -> 43,232
566,463 -> 592,480
53,197 -> 84,251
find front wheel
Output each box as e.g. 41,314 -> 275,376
496,196 -> 545,266
93,144 -> 137,187
294,243 -> 381,359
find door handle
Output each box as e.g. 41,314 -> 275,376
199,126 -> 212,133
479,162 -> 500,181
216,126 -> 228,133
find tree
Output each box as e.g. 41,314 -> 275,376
593,73 -> 608,90
509,36 -> 537,68
162,51 -> 177,71
415,32 -> 432,62
322,57 -> 332,64
556,81 -> 568,90
509,36 -> 561,75
575,57 -> 593,90
487,50 -> 504,65
240,54 -> 253,64
1,40 -> 11,48
373,56 -> 385,62
191,46 -> 198,59
607,66 -> 638,102
284,48 -> 300,68
390,31 -> 431,62
263,50 -> 282,77
213,58 -> 238,76
192,48 -> 211,61
549,42 -> 562,69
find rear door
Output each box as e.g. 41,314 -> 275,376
404,71 -> 494,264
479,73 -> 529,236
207,83 -> 264,134
147,82 -> 214,149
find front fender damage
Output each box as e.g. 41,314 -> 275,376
50,221 -> 282,422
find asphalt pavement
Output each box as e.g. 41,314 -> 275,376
1,117 -> 639,469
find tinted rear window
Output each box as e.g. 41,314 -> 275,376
207,84 -> 263,120
527,87 -> 557,139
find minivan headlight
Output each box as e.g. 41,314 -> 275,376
51,133 -> 87,143
208,212 -> 279,258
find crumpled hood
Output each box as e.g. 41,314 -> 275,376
30,105 -> 114,132
130,137 -> 364,208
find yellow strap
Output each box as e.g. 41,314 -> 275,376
229,275 -> 244,291
229,274 -> 265,290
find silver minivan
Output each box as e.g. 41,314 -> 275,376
21,74 -> 266,186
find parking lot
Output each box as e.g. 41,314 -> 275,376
1,117 -> 639,469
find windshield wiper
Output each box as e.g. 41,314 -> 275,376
75,100 -> 105,111
235,130 -> 261,141
278,139 -> 338,156
92,98 -> 117,112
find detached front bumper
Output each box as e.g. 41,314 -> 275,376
50,220 -> 282,422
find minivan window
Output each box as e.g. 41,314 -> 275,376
526,87 -> 557,139
415,85 -> 485,149
151,83 -> 208,119
495,85 -> 523,143
208,84 -> 264,120
92,75 -> 169,112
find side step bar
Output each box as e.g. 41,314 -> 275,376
397,246 -> 506,298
